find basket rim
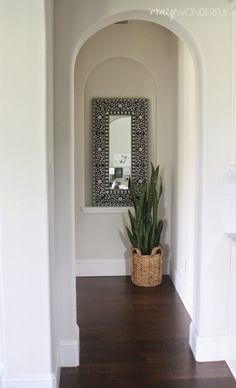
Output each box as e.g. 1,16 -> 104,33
132,245 -> 164,257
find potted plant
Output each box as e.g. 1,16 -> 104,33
126,163 -> 164,287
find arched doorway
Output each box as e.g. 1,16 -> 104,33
54,7 -> 206,367
72,14 -> 202,355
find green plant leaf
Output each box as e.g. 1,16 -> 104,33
128,209 -> 137,235
126,163 -> 164,255
126,226 -> 137,248
155,220 -> 164,246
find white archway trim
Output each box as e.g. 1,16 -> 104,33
72,9 -> 204,365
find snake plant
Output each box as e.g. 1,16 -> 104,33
126,163 -> 164,255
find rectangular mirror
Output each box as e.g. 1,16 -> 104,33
92,98 -> 148,206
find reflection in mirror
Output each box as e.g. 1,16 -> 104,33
109,115 -> 131,190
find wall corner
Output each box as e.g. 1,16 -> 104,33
59,325 -> 80,367
189,322 -> 228,362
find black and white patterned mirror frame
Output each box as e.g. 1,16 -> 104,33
92,97 -> 148,206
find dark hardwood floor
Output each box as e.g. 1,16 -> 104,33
59,276 -> 236,387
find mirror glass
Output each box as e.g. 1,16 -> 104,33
109,115 -> 131,190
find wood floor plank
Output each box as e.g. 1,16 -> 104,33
59,276 -> 236,388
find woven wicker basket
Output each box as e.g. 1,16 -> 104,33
131,246 -> 164,287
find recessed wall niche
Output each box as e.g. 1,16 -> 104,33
74,20 -> 179,276
74,21 -> 176,209
84,58 -> 155,206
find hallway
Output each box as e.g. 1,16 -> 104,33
59,276 -> 236,388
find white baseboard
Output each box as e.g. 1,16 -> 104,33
59,325 -> 80,367
76,258 -> 169,277
189,321 -> 228,362
0,326 -> 80,387
226,359 -> 236,379
0,345 -> 62,388
54,349 -> 61,388
1,374 -> 57,388
76,258 -> 131,276
0,365 -> 4,388
170,263 -> 193,317
55,368 -> 60,388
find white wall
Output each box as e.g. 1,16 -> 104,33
54,0 -> 79,368
226,4 -> 236,379
45,0 -> 61,380
189,3 -> 231,349
75,22 -> 175,276
170,37 -> 196,316
232,7 -> 236,164
0,1 -> 55,387
0,197 -> 4,379
227,238 -> 236,379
